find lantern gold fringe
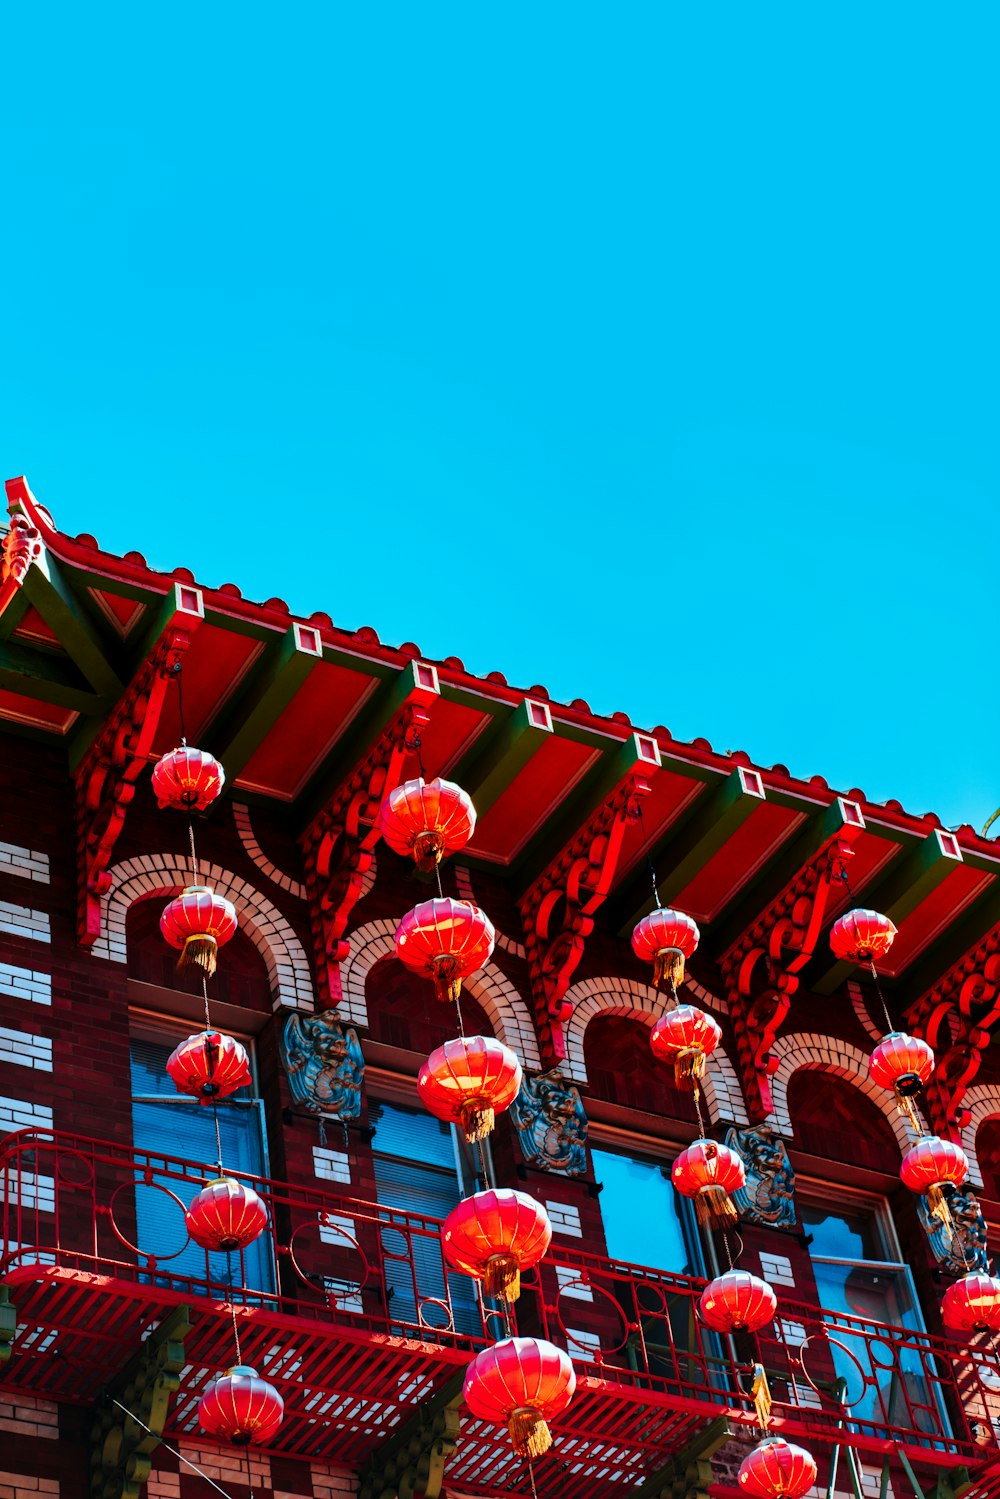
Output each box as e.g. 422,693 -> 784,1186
751,1363 -> 772,1430
927,1182 -> 953,1228
508,1408 -> 552,1459
695,1185 -> 739,1229
431,958 -> 463,1004
674,1048 -> 706,1090
459,1100 -> 496,1142
483,1253 -> 521,1302
178,934 -> 219,977
413,831 -> 446,873
895,1091 -> 923,1134
653,948 -> 685,993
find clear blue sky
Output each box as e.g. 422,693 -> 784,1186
4,5 -> 998,831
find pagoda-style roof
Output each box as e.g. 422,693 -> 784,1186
3,473 -> 999,1006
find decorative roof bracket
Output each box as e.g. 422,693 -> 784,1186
357,1372 -> 463,1499
719,798 -> 865,1122
88,1304 -> 190,1499
906,922 -> 1000,1139
517,731 -> 661,1067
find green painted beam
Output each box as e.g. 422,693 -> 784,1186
707,795 -> 869,957
809,827 -> 965,995
0,639 -> 107,714
637,1415 -> 731,1498
898,875 -> 1000,1011
512,729 -> 661,897
296,658 -> 441,831
20,548 -> 123,698
0,589 -> 31,643
610,765 -> 767,934
448,696 -> 554,819
209,621 -> 325,784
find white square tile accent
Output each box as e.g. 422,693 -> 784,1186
779,1317 -> 807,1347
555,1265 -> 593,1301
0,1028 -> 52,1071
565,1326 -> 601,1355
0,965 -> 51,1006
1,1169 -> 55,1212
0,903 -> 50,943
313,1147 -> 351,1185
318,1212 -> 357,1245
0,844 -> 50,884
759,1252 -> 795,1288
0,1097 -> 53,1132
546,1201 -> 583,1238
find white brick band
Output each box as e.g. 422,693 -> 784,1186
0,1096 -> 53,1132
0,843 -> 50,884
0,902 -> 50,943
0,1028 -> 52,1071
0,964 -> 51,1006
233,804 -> 307,900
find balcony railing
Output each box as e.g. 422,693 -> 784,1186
2,1129 -> 998,1497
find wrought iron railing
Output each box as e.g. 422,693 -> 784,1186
2,1128 -> 998,1467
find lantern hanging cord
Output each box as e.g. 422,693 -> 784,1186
173,660 -> 188,747
110,1400 -> 237,1499
525,1455 -> 540,1499
637,802 -> 661,910
210,1094 -> 225,1177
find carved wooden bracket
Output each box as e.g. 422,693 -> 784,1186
518,731 -> 660,1066
357,1374 -> 463,1499
720,799 -> 865,1122
300,663 -> 439,1007
906,924 -> 1000,1140
88,1304 -> 190,1499
75,585 -> 204,946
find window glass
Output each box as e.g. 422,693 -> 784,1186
800,1202 -> 880,1262
130,1023 -> 274,1296
592,1146 -> 697,1276
370,1099 -> 481,1335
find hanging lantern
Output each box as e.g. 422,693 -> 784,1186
900,1136 -> 968,1227
379,777 -> 476,871
152,746 -> 226,812
185,1177 -> 268,1253
160,885 -> 238,977
738,1438 -> 817,1499
463,1336 -> 575,1459
198,1366 -> 284,1445
672,1138 -> 746,1228
418,1035 -> 523,1141
166,1030 -> 252,1106
442,1189 -> 551,1302
829,908 -> 897,964
395,898 -> 496,1003
650,1004 -> 722,1089
942,1273 -> 1000,1334
631,908 -> 700,992
699,1270 -> 777,1334
869,1031 -> 934,1130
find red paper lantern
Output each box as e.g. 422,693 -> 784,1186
418,1035 -> 523,1141
152,746 -> 226,812
631,908 -> 701,991
160,885 -> 238,977
442,1189 -> 551,1302
942,1273 -> 1000,1334
379,777 -> 476,870
738,1438 -> 817,1499
395,898 -> 496,1003
463,1336 -> 575,1458
829,908 -> 897,964
650,1004 -> 722,1088
185,1176 -> 268,1252
198,1365 -> 284,1445
699,1270 -> 777,1333
672,1138 -> 746,1228
166,1030 -> 252,1106
900,1135 -> 968,1226
869,1031 -> 935,1096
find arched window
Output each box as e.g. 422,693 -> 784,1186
583,1014 -> 698,1127
787,1069 -> 901,1174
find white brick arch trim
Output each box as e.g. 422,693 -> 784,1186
337,918 -> 541,1069
92,854 -> 314,1011
562,976 -> 749,1127
768,1032 -> 916,1151
959,1085 -> 1000,1191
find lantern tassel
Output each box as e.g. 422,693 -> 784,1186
432,958 -> 463,1005
896,1091 -> 923,1134
674,1048 -> 706,1090
178,934 -> 219,977
653,948 -> 685,993
696,1185 -> 739,1229
483,1253 -> 521,1303
459,1100 -> 496,1143
927,1183 -> 953,1228
508,1407 -> 552,1459
413,831 -> 445,873
751,1363 -> 772,1430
